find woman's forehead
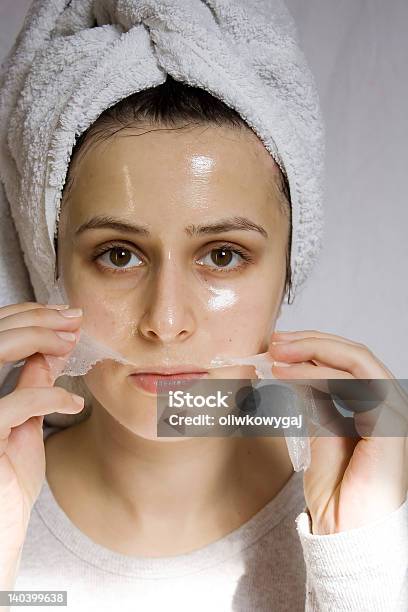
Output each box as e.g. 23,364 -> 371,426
71,124 -> 278,179
62,126 -> 283,231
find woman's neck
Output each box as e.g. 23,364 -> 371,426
44,403 -> 294,556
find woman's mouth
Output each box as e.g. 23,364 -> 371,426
128,370 -> 209,395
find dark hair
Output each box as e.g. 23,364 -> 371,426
59,74 -> 293,303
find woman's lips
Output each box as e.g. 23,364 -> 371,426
129,372 -> 208,395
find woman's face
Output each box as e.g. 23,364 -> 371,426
57,123 -> 290,439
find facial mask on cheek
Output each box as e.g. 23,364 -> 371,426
8,274 -> 142,380
42,275 -> 143,379
204,276 -> 316,473
209,352 -> 318,473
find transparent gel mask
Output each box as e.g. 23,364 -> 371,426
8,274 -> 317,472
208,352 -> 318,472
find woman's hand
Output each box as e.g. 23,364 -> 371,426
0,302 -> 84,560
268,329 -> 408,535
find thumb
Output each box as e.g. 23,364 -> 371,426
16,349 -> 74,389
302,389 -> 359,506
14,353 -> 60,432
16,352 -> 58,389
16,329 -> 80,389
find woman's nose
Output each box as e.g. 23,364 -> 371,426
137,265 -> 195,344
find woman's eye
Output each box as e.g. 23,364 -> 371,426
94,244 -> 252,273
96,246 -> 143,270
197,246 -> 251,271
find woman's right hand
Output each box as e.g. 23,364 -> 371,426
0,302 -> 84,560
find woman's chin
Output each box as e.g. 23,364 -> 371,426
109,415 -> 195,443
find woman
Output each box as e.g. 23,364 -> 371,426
1,1 -> 407,609
0,76 -> 407,611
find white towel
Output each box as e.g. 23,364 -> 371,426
0,0 -> 325,313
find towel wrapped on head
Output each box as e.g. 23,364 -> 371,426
0,0 -> 325,422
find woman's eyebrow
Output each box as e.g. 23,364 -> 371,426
186,216 -> 268,239
75,215 -> 268,239
75,215 -> 150,237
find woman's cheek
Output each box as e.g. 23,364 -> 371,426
63,269 -> 134,346
86,303 -> 132,345
83,362 -> 159,439
182,268 -> 283,361
83,361 -> 118,404
203,284 -> 279,356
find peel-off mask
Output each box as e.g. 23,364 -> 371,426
7,273 -> 142,379
193,268 -> 317,472
43,275 -> 141,379
7,273 -> 317,472
209,352 -> 318,472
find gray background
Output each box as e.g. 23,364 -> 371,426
1,1 -> 407,375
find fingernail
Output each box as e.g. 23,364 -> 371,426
272,360 -> 292,367
59,308 -> 83,318
71,394 -> 84,407
47,304 -> 70,310
56,331 -> 77,342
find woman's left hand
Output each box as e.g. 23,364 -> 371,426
268,329 -> 408,535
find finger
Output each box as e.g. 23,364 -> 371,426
0,386 -> 84,434
0,301 -> 69,321
306,386 -> 380,439
0,326 -> 80,368
16,326 -> 81,389
272,362 -> 355,381
15,352 -> 68,389
271,362 -> 393,417
269,337 -> 389,379
16,353 -> 53,388
272,331 -> 397,379
270,332 -> 360,369
293,379 -> 408,440
271,362 -> 407,431
0,306 -> 82,382
271,329 -> 363,346
0,306 -> 82,334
